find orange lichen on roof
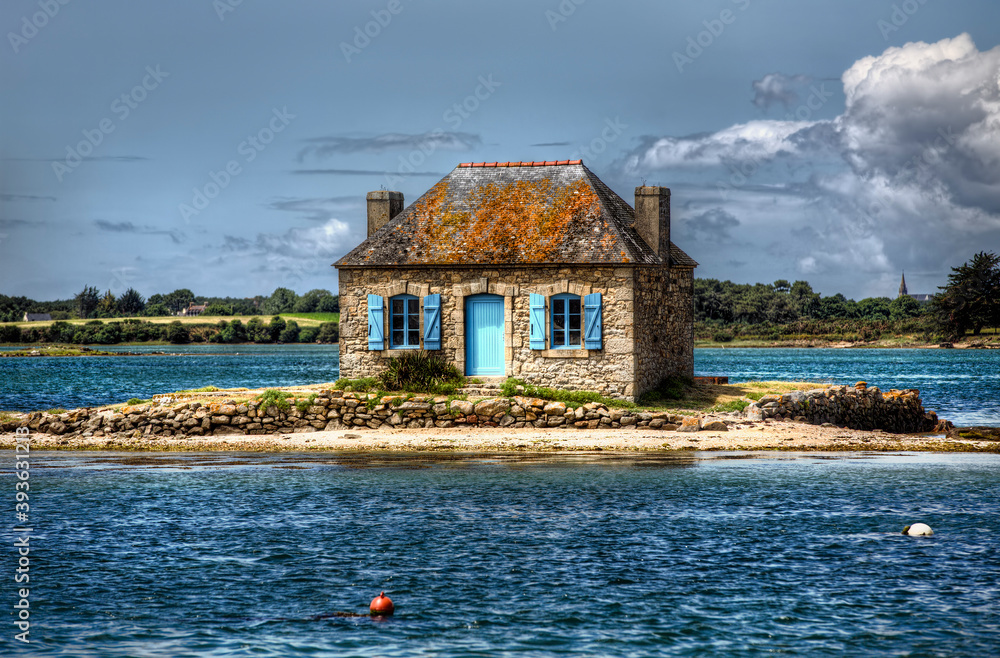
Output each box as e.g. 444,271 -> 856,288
458,160 -> 581,168
410,178 -> 602,264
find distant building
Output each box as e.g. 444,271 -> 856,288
22,313 -> 52,322
898,272 -> 934,303
180,303 -> 207,317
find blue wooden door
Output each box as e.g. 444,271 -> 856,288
465,294 -> 504,376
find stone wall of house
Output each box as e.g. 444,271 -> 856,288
633,265 -> 695,395
339,265 -> 646,399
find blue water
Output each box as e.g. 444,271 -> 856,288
1,346 -> 998,426
4,452 -> 999,656
0,345 -> 340,413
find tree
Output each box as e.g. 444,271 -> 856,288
143,302 -> 171,317
203,303 -> 232,316
118,288 -> 146,316
317,322 -> 339,343
96,290 -> 118,318
263,288 -> 298,315
75,286 -> 100,319
164,289 -> 195,315
317,295 -> 339,313
932,251 -> 1000,337
165,321 -> 190,344
293,289 -> 334,313
278,320 -> 300,343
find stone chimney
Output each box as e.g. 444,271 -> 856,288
633,186 -> 670,261
366,190 -> 404,237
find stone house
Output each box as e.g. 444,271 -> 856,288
22,313 -> 52,322
334,160 -> 697,401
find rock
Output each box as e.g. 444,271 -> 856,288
745,404 -> 763,422
474,398 -> 510,417
701,420 -> 728,431
649,418 -> 665,429
676,417 -> 701,432
543,401 -> 567,415
450,400 -> 474,416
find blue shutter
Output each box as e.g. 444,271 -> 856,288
529,293 -> 545,349
423,293 -> 441,350
584,293 -> 602,349
367,294 -> 384,350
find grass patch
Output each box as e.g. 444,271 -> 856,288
174,386 -> 220,394
0,412 -> 17,423
637,375 -> 693,406
279,313 -> 340,326
45,408 -> 67,415
500,378 -> 635,410
125,398 -> 148,406
334,377 -> 379,392
710,399 -> 751,413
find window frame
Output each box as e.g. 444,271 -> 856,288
549,293 -> 583,349
388,294 -> 421,349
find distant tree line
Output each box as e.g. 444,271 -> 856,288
0,286 -> 338,323
0,316 -> 339,346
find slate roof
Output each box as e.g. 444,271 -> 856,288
335,161 -> 697,268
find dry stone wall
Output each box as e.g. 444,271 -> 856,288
744,382 -> 945,434
1,382 -> 947,440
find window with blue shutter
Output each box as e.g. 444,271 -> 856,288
584,292 -> 602,349
389,294 -> 420,349
551,293 -> 582,348
529,293 -> 545,349
367,294 -> 384,350
423,293 -> 441,350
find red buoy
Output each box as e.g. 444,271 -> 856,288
370,591 -> 394,616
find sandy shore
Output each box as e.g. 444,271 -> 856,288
3,420 -> 996,453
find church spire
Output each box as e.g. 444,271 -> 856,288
898,272 -> 908,298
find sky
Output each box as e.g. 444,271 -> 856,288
2,0 -> 999,302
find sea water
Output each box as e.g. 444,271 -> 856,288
3,452 -> 999,656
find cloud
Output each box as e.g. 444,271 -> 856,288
93,220 -> 185,244
531,141 -> 571,147
677,208 -> 741,241
622,34 -> 1000,295
751,73 -> 812,109
297,131 -> 481,160
3,156 -> 149,163
0,218 -> 32,228
0,193 -> 56,202
266,196 -> 360,222
220,218 -> 357,288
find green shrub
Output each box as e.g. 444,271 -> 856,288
378,351 -> 464,393
500,378 -> 631,409
257,389 -> 292,411
295,393 -> 318,412
125,398 -> 148,405
712,331 -> 734,343
711,399 -> 750,413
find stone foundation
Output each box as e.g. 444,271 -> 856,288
1,383 -> 948,440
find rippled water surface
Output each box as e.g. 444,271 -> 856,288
1,345 -> 998,425
4,452 -> 999,656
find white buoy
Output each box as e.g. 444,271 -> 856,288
902,523 -> 934,536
